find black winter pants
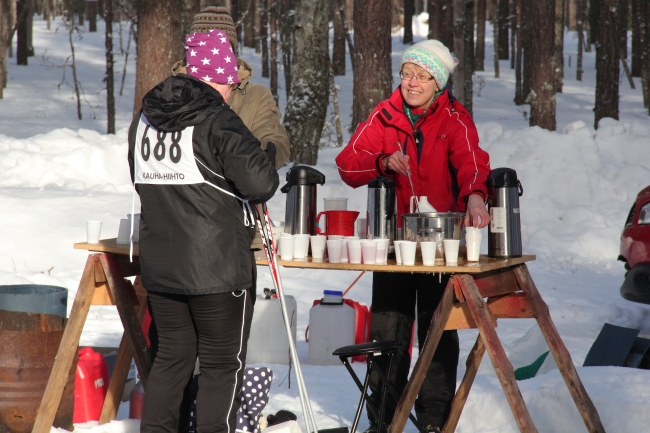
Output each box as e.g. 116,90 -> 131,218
367,272 -> 459,429
141,289 -> 253,433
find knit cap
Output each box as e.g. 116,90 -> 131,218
185,32 -> 240,85
191,6 -> 238,51
400,39 -> 458,89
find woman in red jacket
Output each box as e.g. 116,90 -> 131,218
336,39 -> 491,433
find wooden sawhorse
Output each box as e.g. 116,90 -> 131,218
390,263 -> 606,433
32,240 -> 150,433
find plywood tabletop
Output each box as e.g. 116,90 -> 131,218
74,238 -> 139,256
255,255 -> 535,274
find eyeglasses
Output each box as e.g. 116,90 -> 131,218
400,71 -> 435,83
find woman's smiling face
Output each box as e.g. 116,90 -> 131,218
400,63 -> 439,111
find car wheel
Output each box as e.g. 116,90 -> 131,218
620,263 -> 650,304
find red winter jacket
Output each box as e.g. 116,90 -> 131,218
336,87 -> 490,227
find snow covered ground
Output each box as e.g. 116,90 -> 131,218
1,13 -> 650,433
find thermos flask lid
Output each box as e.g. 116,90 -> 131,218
487,167 -> 518,188
281,165 -> 325,193
368,176 -> 395,188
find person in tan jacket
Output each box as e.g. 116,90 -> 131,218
172,5 -> 290,171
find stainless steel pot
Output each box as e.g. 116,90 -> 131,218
401,212 -> 465,258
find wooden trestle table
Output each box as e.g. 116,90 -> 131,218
254,253 -> 606,433
32,240 -> 605,433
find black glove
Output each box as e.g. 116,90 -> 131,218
264,142 -> 277,165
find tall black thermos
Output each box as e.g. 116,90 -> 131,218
487,168 -> 523,258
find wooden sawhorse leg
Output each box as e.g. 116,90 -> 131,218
455,274 -> 538,432
99,277 -> 149,424
390,278 -> 455,433
32,255 -> 98,433
32,253 -> 152,433
514,265 -> 605,433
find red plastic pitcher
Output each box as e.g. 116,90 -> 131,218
315,210 -> 359,236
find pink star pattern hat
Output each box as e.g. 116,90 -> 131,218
184,31 -> 240,85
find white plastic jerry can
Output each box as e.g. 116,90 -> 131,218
307,300 -> 356,365
246,294 -> 297,364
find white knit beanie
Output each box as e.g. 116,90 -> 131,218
401,39 -> 458,89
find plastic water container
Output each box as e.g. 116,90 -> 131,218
73,347 -> 110,423
246,295 -> 297,364
308,294 -> 368,365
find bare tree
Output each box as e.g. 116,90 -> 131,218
497,0 -> 508,59
133,0 -> 184,115
244,0 -> 256,48
619,0 -> 628,59
594,0 -> 619,127
403,0 -> 414,44
514,0 -> 524,103
280,0 -> 294,102
105,0 -> 114,133
332,0 -> 346,75
453,0 -> 474,114
529,0 -> 556,130
352,0 -> 392,129
283,0 -> 330,164
492,0 -> 499,77
17,0 -> 32,65
0,0 -> 11,97
639,0 -> 649,110
631,0 -> 642,76
261,0 -> 269,77
522,0 -> 531,100
475,0 -> 486,70
576,0 -> 584,80
588,0 -> 599,47
88,0 -> 97,31
554,0 -> 564,92
269,0 -> 279,100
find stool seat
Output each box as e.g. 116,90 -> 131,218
332,341 -> 402,358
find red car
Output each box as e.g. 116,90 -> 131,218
619,185 -> 650,304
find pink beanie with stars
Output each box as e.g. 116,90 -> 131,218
184,31 -> 240,85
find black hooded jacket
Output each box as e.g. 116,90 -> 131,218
128,75 -> 279,295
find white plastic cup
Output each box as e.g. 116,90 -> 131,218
310,235 -> 327,259
361,240 -> 377,265
279,235 -> 295,261
340,239 -> 349,263
116,218 -> 131,244
420,241 -> 437,266
375,239 -> 389,265
465,227 -> 482,237
328,235 -> 344,240
443,239 -> 461,265
466,235 -> 482,262
293,234 -> 310,259
324,197 -> 348,211
347,240 -> 362,264
86,221 -> 102,244
327,239 -> 343,263
357,218 -> 367,239
393,241 -> 404,265
400,241 -> 417,266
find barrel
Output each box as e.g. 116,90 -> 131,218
0,285 -> 74,433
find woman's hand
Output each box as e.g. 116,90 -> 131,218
382,152 -> 411,177
465,194 -> 491,228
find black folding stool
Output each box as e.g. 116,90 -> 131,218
332,341 -> 426,433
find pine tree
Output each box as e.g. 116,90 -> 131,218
529,0 -> 556,130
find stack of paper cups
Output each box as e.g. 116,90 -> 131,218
465,227 -> 482,262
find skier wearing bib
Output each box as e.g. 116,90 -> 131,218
128,31 -> 279,433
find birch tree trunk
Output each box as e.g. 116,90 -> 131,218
283,0 -> 330,165
594,0 -> 619,128
529,0 -> 556,130
351,0 -> 392,129
133,0 -> 184,115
